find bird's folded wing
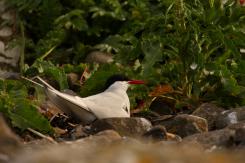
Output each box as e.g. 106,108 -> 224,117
22,76 -> 96,123
45,88 -> 97,123
34,76 -> 89,111
46,87 -> 91,112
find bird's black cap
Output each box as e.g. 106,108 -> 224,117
104,74 -> 129,89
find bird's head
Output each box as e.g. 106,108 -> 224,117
105,74 -> 145,91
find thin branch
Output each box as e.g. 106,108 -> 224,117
27,128 -> 57,144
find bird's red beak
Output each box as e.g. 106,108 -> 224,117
128,80 -> 145,85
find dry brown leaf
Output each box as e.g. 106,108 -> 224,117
149,84 -> 173,97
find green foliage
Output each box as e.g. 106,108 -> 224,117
101,0 -> 245,107
7,0 -> 245,110
25,59 -> 68,90
80,64 -> 121,96
0,80 -> 53,134
55,9 -> 88,31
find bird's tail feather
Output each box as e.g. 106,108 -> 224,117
35,76 -> 56,90
21,76 -> 44,88
21,76 -> 56,90
22,76 -> 92,114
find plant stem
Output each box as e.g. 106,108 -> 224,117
20,21 -> 25,75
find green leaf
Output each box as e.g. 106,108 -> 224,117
31,59 -> 68,90
80,64 -> 120,96
9,100 -> 53,134
0,80 -> 53,134
141,37 -> 163,77
55,9 -> 88,31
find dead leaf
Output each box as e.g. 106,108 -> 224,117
149,84 -> 173,97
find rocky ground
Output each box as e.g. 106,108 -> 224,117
1,103 -> 245,163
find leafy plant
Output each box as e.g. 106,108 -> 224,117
7,0 -> 245,111
102,0 -> 245,107
0,79 -> 53,134
25,59 -> 68,90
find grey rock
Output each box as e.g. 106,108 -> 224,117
227,120 -> 245,130
215,106 -> 245,129
76,130 -> 122,144
183,121 -> 245,149
183,128 -> 235,149
0,114 -> 21,162
156,114 -> 208,138
227,122 -> 245,147
1,11 -> 14,20
0,1 -> 21,79
192,103 -> 225,130
0,27 -> 13,37
91,117 -> 152,138
234,127 -> 245,147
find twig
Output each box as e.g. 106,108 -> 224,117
67,122 -> 77,127
49,113 -> 58,123
60,113 -> 69,119
27,128 -> 57,144
39,45 -> 57,60
80,65 -> 88,84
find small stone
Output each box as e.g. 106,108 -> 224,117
215,106 -> 245,129
1,11 -> 14,20
67,73 -> 80,90
70,125 -> 89,139
166,133 -> 182,142
91,117 -> 152,138
53,127 -> 68,137
192,103 -> 225,130
143,125 -> 182,142
0,27 -> 13,37
156,114 -> 208,137
85,51 -> 114,64
143,125 -> 168,142
93,130 -> 121,141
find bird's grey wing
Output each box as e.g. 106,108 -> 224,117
22,76 -> 96,123
45,88 -> 96,123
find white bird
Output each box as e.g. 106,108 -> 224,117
23,75 -> 144,124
